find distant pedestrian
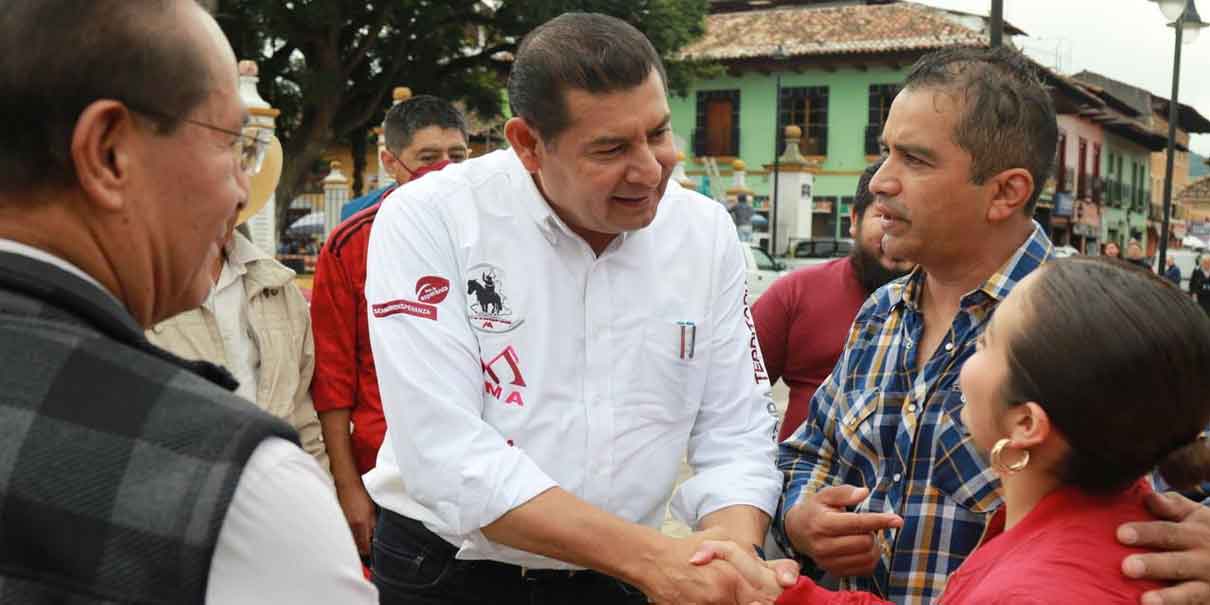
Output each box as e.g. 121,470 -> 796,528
732,195 -> 755,242
1103,241 -> 1121,259
1125,239 -> 1150,271
1164,255 -> 1182,286
1191,255 -> 1210,316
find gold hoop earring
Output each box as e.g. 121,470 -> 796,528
990,438 -> 1030,474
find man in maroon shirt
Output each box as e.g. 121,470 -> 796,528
753,160 -> 913,441
310,95 -> 468,559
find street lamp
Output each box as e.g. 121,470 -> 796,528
770,44 -> 786,257
1150,0 -> 1207,273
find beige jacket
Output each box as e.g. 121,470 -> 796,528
147,232 -> 328,471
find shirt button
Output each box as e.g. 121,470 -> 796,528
944,342 -> 955,352
893,473 -> 903,482
849,417 -> 859,427
906,404 -> 917,414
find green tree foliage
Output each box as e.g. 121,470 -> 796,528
212,0 -> 710,236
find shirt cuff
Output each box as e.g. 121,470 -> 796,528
670,461 -> 782,527
455,445 -> 559,535
310,385 -> 356,412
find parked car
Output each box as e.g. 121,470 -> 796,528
783,238 -> 853,270
742,244 -> 786,300
1052,245 -> 1079,259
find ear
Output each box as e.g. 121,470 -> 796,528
848,207 -> 859,238
1007,401 -> 1051,449
985,167 -> 1034,222
504,117 -> 545,174
71,100 -> 137,212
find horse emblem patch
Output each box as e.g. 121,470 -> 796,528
466,263 -> 522,333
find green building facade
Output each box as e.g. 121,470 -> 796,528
669,66 -> 907,239
1099,131 -> 1152,249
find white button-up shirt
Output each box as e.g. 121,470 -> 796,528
364,149 -> 781,569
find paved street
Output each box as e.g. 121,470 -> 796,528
660,381 -> 790,537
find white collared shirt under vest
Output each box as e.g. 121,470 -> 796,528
363,149 -> 781,569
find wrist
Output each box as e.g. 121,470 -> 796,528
784,499 -> 810,555
333,474 -> 368,492
621,528 -> 674,593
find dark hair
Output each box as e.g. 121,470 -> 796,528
853,158 -> 885,218
507,12 -> 667,142
1002,258 -> 1210,492
0,0 -> 213,192
383,94 -> 468,154
904,46 -> 1058,216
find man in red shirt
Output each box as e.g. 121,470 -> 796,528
753,159 -> 913,441
310,95 -> 469,558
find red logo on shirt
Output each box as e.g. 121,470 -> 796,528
483,345 -> 526,406
371,299 -> 437,321
416,275 -> 451,304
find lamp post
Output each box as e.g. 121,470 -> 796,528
770,44 -> 786,257
990,0 -> 1004,47
1150,0 -> 1207,272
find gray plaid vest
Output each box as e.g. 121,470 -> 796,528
0,252 -> 299,604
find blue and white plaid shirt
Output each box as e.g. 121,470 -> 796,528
775,222 -> 1052,604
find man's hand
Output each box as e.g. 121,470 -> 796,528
689,540 -> 800,596
1119,491 -> 1210,605
783,485 -> 903,577
335,479 -> 377,556
638,529 -> 786,605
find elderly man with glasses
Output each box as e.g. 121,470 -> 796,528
0,0 -> 374,602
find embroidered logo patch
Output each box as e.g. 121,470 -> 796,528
415,275 -> 451,304
372,299 -> 437,321
466,263 -> 523,333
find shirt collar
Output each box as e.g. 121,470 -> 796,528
898,221 -> 1053,312
0,238 -> 120,304
508,150 -> 635,249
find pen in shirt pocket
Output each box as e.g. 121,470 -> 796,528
677,320 -> 696,360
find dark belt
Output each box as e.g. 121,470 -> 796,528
380,510 -> 600,584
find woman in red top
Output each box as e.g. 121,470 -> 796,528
697,258 -> 1210,604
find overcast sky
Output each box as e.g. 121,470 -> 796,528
915,0 -> 1210,155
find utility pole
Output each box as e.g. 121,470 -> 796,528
990,0 -> 1004,47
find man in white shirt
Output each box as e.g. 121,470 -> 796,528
365,12 -> 794,605
0,1 -> 373,603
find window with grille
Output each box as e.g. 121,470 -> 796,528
778,86 -> 829,156
693,90 -> 741,157
865,84 -> 901,155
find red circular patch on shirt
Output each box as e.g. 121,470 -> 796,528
415,275 -> 451,304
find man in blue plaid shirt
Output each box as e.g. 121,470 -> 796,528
776,46 -> 1210,605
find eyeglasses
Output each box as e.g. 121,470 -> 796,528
126,104 -> 272,175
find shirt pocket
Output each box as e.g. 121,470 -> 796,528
837,388 -> 888,480
633,317 -> 704,421
929,388 -> 1001,515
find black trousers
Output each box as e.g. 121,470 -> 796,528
372,510 -> 649,605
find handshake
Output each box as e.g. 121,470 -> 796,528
638,527 -> 800,605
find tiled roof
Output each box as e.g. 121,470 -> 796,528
677,2 -> 992,61
1072,71 -> 1153,118
1178,175 -> 1210,203
1074,70 -> 1210,134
